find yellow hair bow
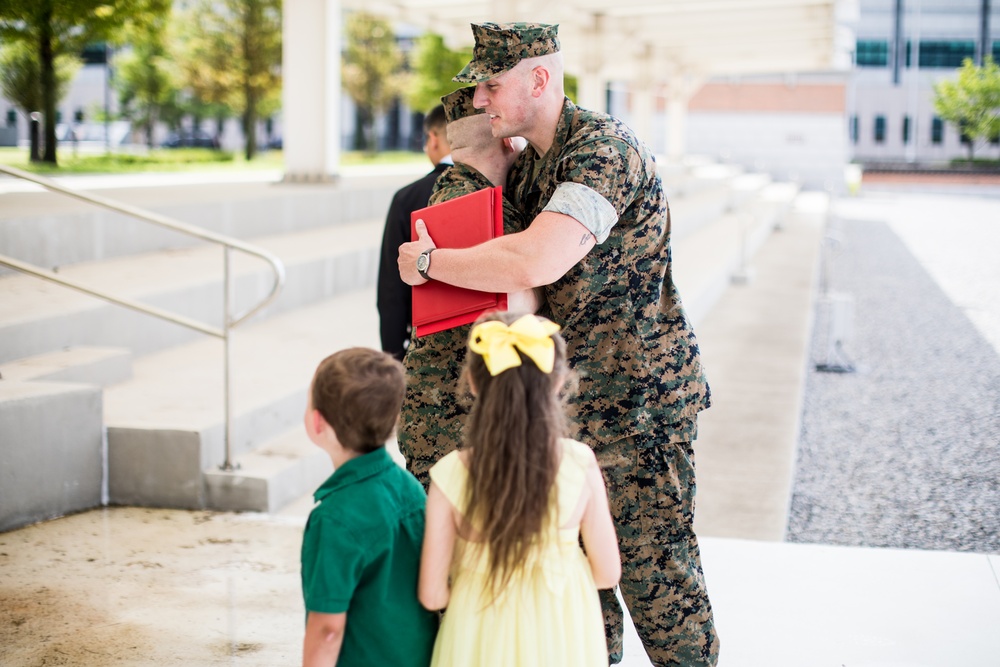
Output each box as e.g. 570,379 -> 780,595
469,315 -> 562,376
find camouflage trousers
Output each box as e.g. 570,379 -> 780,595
596,418 -> 720,667
397,325 -> 473,488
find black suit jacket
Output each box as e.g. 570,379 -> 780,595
377,162 -> 451,360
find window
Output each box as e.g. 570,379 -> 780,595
959,123 -> 972,145
856,40 -> 889,67
918,41 -> 976,68
80,43 -> 107,65
993,41 -> 1000,62
902,116 -> 910,144
6,109 -> 16,127
850,115 -> 859,144
74,109 -> 84,123
931,117 -> 944,144
874,115 -> 886,144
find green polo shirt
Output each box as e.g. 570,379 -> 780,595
300,447 -> 437,667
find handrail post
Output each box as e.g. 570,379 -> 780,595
221,246 -> 237,472
0,164 -> 284,476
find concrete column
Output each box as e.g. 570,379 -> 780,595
578,72 -> 607,112
632,84 -> 654,147
666,94 -> 687,160
283,0 -> 340,182
631,48 -> 655,147
576,19 -> 607,113
665,74 -> 704,161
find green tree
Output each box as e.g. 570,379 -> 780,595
0,40 -> 80,159
404,33 -> 470,113
0,0 -> 139,164
230,0 -> 282,160
114,0 -> 178,148
174,0 -> 281,160
342,12 -> 404,153
174,1 -> 239,138
933,56 -> 1000,161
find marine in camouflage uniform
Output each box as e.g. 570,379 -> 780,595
397,88 -> 526,487
457,22 -> 720,667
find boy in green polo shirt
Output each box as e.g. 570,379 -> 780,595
300,347 -> 437,667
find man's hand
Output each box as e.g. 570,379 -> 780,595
398,219 -> 437,286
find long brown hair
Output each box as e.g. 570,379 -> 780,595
462,311 -> 568,595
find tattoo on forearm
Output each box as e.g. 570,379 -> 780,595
579,233 -> 591,246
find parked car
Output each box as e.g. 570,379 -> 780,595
162,130 -> 220,149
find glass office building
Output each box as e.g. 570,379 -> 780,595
850,0 -> 1000,163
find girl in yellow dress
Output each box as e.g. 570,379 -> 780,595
418,312 -> 621,666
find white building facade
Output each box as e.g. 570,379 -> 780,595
850,0 -> 1000,164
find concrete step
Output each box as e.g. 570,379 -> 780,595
104,287 -> 379,509
204,427 -> 332,513
223,181 -> 799,515
0,219 -> 382,363
674,181 -> 801,326
0,380 -> 104,531
730,172 -> 774,208
664,165 -> 766,243
0,172 -> 416,271
0,346 -> 132,387
0,166 -> 802,516
670,161 -> 744,198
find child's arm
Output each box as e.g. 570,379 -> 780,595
302,610 -> 346,667
419,480 -> 456,610
580,451 -> 622,589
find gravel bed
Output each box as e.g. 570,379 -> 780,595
786,211 -> 1000,555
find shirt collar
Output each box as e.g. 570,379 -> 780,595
528,97 -> 575,174
551,97 -> 576,155
313,447 -> 395,502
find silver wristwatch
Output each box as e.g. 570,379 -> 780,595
416,248 -> 434,280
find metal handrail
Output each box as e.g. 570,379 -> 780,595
0,163 -> 286,471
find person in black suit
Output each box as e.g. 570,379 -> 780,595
377,104 -> 452,360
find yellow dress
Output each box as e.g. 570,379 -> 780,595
428,438 -> 608,667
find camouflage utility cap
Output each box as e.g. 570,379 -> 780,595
441,87 -> 480,123
454,22 -> 560,83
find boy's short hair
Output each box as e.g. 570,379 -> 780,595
311,347 -> 406,453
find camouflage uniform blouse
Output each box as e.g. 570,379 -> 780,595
506,98 -> 711,447
398,164 -> 526,483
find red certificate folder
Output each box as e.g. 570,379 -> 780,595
411,186 -> 507,337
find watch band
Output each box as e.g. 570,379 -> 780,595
417,248 -> 434,281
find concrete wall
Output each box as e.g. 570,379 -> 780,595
684,78 -> 851,192
0,381 -> 104,532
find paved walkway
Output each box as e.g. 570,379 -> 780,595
788,193 -> 1000,554
1,174 -> 999,666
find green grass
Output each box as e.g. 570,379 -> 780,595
0,146 -> 426,175
949,157 -> 1000,168
340,150 -> 426,166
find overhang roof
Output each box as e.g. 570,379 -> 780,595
341,0 -> 856,83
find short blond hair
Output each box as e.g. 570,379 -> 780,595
446,114 -> 498,153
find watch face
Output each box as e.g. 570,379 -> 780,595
417,254 -> 429,272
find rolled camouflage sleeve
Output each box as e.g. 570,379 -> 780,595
546,136 -> 646,241
542,182 -> 619,243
